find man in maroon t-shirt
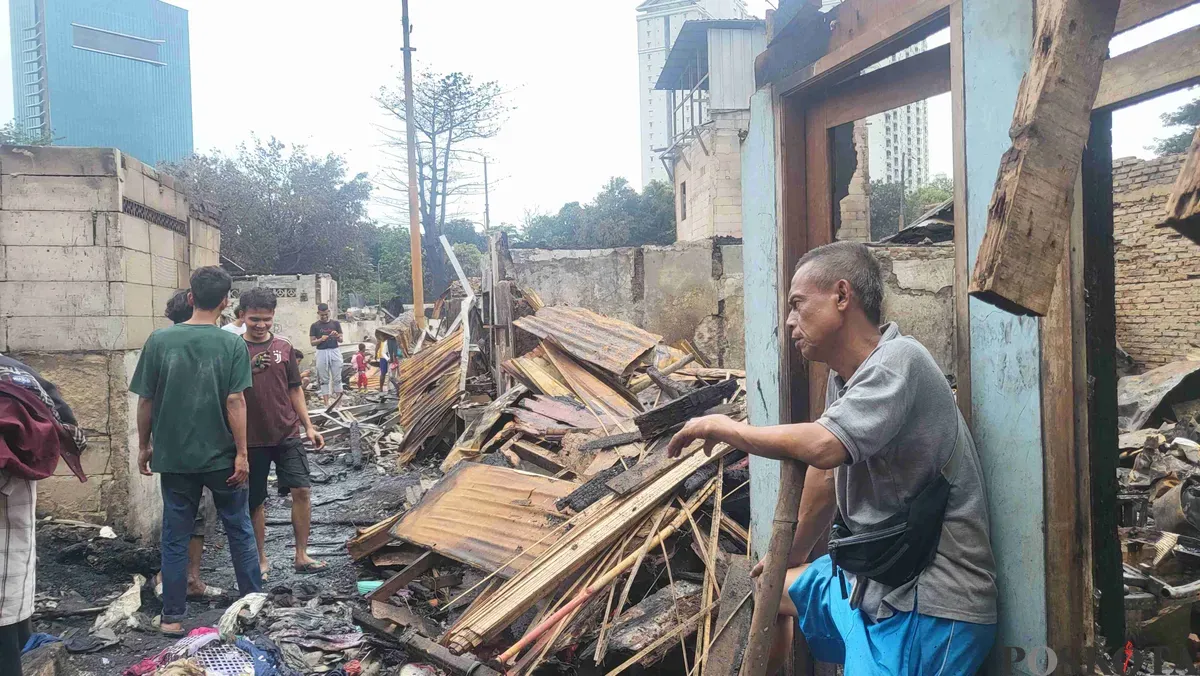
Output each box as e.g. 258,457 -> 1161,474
238,288 -> 327,574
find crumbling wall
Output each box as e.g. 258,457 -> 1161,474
1112,154 -> 1200,368
871,245 -> 956,376
0,146 -> 220,539
512,240 -> 744,368
511,241 -> 954,374
230,274 -> 337,368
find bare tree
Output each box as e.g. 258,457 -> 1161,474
376,70 -> 508,292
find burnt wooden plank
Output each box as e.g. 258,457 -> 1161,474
580,430 -> 643,451
968,0 -> 1121,316
704,560 -> 755,676
634,378 -> 740,440
367,550 -> 441,603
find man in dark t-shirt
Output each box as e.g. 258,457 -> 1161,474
240,289 -> 327,574
130,266 -> 261,636
309,303 -> 343,407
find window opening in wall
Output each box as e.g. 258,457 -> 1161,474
830,90 -> 952,244
680,181 -> 687,220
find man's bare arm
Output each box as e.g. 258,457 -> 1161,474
137,397 -> 153,450
289,386 -> 325,449
225,392 -> 250,486
790,465 -> 836,566
666,414 -> 848,470
136,398 -> 154,476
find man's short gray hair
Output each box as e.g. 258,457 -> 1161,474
794,241 -> 884,324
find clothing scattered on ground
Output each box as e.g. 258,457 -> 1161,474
309,320 -> 342,351
315,348 -> 343,398
222,323 -> 247,336
244,334 -> 303,448
815,322 -> 997,623
129,324 -> 253,474
21,632 -> 58,653
789,555 -> 996,675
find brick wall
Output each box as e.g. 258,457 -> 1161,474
1113,153 -> 1200,368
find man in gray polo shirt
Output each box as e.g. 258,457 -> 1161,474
667,241 -> 996,675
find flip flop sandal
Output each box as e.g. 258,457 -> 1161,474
294,560 -> 329,574
187,585 -> 225,600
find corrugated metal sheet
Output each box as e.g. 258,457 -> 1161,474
513,306 -> 662,376
390,463 -> 574,577
396,328 -> 463,460
708,25 -> 767,111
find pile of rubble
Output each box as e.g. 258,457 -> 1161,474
345,296 -> 753,675
1116,358 -> 1200,662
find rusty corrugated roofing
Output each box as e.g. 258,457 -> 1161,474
513,306 -> 661,376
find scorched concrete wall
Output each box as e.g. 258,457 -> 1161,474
0,145 -> 221,540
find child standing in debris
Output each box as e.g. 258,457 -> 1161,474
130,266 -> 262,637
238,288 -> 328,576
353,343 -> 369,389
309,303 -> 343,407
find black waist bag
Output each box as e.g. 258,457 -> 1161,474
827,414 -> 965,600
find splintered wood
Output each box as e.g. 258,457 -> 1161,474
1165,126 -> 1200,244
968,0 -> 1121,316
445,443 -> 731,657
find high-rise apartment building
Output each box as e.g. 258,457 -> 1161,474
865,43 -> 930,187
636,0 -> 748,187
9,0 -> 193,166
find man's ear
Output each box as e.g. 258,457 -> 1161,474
835,279 -> 852,310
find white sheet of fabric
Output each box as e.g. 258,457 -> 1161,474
0,472 -> 35,624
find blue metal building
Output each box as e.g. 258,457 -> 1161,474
9,0 -> 193,165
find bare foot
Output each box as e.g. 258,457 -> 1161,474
294,554 -> 328,573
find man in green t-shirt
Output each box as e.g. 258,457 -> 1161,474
130,266 -> 262,636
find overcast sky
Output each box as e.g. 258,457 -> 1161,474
0,0 -> 1194,231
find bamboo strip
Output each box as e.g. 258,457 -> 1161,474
446,445 -> 730,655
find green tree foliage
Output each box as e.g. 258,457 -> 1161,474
868,173 -> 953,241
518,178 -> 676,249
0,120 -> 54,145
1149,96 -> 1200,156
165,137 -> 374,276
339,223 -> 486,309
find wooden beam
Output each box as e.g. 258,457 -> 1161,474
1095,24 -> 1200,111
1115,0 -> 1198,33
367,550 -> 442,603
950,0 -> 971,425
763,0 -> 951,95
1163,127 -> 1200,243
818,43 -> 951,128
968,0 -> 1121,317
1041,174 -> 1091,666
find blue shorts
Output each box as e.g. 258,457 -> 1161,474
788,556 -> 996,675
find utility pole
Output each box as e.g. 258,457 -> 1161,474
482,155 -> 491,233
402,0 -> 424,329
